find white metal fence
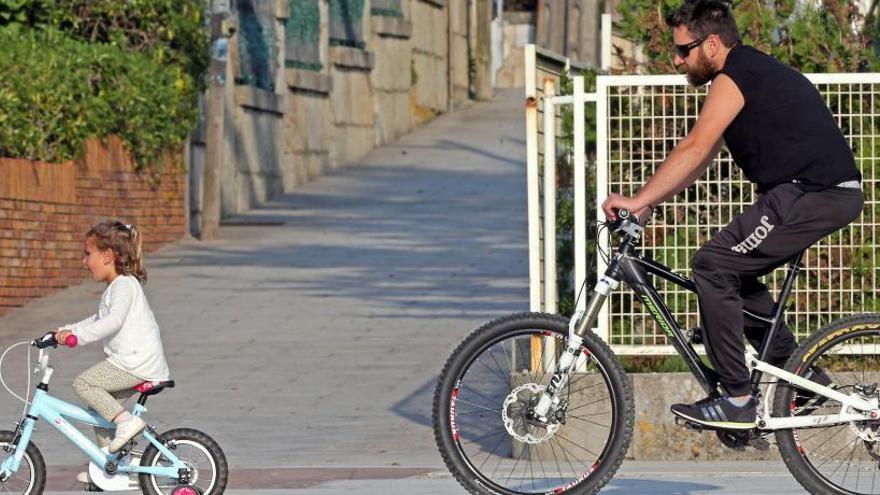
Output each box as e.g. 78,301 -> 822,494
526,45 -> 880,355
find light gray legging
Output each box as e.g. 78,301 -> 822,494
72,360 -> 143,448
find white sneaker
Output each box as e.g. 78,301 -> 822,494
76,470 -> 90,484
109,416 -> 146,452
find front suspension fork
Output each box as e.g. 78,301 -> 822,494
532,275 -> 619,420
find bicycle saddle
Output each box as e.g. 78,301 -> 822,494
134,380 -> 175,397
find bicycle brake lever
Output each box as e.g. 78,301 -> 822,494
32,332 -> 57,349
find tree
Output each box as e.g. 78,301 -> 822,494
616,0 -> 878,73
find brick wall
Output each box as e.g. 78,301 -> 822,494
0,136 -> 186,315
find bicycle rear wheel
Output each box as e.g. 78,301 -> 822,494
433,312 -> 633,495
774,314 -> 880,494
139,428 -> 228,495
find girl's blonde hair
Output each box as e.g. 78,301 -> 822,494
86,220 -> 147,285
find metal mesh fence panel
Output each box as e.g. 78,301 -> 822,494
236,0 -> 278,91
597,74 -> 880,353
329,0 -> 365,48
286,0 -> 322,72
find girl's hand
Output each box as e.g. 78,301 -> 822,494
54,330 -> 73,346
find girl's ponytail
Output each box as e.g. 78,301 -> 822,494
127,224 -> 147,285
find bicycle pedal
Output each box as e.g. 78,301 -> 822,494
84,482 -> 103,492
674,416 -> 704,431
686,326 -> 703,345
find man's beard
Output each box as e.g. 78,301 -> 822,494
686,50 -> 716,87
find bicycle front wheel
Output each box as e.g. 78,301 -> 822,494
774,314 -> 880,494
0,430 -> 45,495
433,312 -> 634,495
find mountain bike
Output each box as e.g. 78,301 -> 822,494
0,332 -> 228,494
433,208 -> 880,494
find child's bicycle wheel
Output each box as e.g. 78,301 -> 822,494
433,312 -> 634,494
773,314 -> 880,494
0,430 -> 45,494
138,428 -> 228,495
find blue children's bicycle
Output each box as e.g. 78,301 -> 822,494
0,332 -> 228,494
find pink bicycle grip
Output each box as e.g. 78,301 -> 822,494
64,334 -> 78,348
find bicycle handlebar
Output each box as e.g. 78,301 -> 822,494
32,332 -> 77,349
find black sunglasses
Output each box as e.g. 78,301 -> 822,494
674,34 -> 709,58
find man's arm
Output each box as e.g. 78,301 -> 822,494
602,74 -> 745,220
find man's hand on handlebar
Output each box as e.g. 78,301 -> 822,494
602,193 -> 654,224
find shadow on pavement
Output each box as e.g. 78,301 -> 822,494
603,478 -> 719,493
391,377 -> 435,428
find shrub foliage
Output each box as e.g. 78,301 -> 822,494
0,1 -> 208,170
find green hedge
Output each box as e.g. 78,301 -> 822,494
0,26 -> 198,169
0,1 -> 208,171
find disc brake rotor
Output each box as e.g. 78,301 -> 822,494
501,383 -> 560,444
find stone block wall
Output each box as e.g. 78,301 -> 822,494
283,74 -> 334,189
629,373 -> 778,460
370,15 -> 414,146
450,0 -> 470,104
0,137 -> 186,315
410,0 -> 448,122
193,0 -> 493,219
330,47 -> 377,165
228,87 -> 285,213
495,12 -> 536,88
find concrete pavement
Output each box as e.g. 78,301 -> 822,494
0,90 -> 803,493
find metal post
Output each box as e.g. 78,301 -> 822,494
573,76 -> 586,312
595,75 -> 610,342
525,45 -> 542,312
201,0 -> 231,240
541,79 -> 558,372
543,80 -> 558,314
601,13 -> 612,71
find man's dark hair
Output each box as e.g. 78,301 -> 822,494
665,0 -> 741,48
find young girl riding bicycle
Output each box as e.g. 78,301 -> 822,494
53,220 -> 170,469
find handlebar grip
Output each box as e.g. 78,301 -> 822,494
64,334 -> 78,348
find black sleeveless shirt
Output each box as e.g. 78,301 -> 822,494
717,45 -> 860,191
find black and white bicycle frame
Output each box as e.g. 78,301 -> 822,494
532,215 -> 880,430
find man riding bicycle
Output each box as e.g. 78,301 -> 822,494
601,0 -> 864,428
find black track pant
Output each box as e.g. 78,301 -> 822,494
692,183 -> 864,397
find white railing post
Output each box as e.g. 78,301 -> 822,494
573,76 -> 587,313
542,79 -> 557,314
525,44 -> 542,312
542,79 -> 558,372
595,75 -> 610,343
601,14 -> 612,72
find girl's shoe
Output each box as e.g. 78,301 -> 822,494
109,416 -> 146,452
76,471 -> 90,484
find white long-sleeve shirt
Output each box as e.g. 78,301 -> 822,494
63,275 -> 170,382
